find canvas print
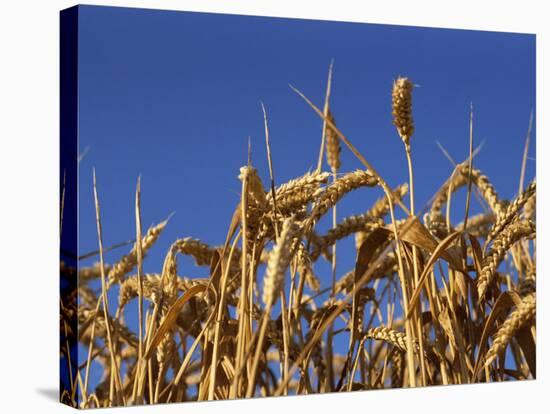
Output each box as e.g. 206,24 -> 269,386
60,5 -> 536,408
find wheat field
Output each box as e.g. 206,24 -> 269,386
60,70 -> 536,408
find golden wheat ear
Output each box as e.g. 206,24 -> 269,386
392,77 -> 415,146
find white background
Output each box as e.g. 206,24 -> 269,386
0,0 -> 547,412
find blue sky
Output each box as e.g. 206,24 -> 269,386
75,5 -> 535,388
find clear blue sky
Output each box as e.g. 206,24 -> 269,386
75,5 -> 535,387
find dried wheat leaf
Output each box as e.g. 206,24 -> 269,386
383,216 -> 462,270
354,227 -> 390,284
472,290 -> 522,379
145,285 -> 209,360
407,230 -> 463,317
